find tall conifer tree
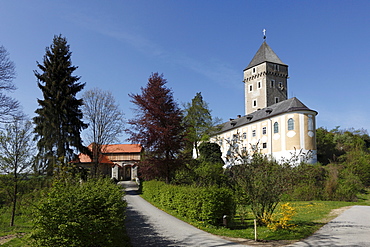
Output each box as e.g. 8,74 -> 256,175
183,92 -> 213,158
33,35 -> 87,175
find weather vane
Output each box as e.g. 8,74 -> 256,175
263,29 -> 266,40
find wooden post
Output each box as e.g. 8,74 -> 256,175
254,219 -> 257,241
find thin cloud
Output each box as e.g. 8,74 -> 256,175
68,13 -> 241,89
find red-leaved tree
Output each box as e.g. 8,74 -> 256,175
127,73 -> 184,183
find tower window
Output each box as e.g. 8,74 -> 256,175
252,68 -> 256,74
270,80 -> 275,88
274,122 -> 279,133
249,85 -> 253,92
279,82 -> 283,89
258,81 -> 261,89
275,97 -> 279,104
288,118 -> 295,130
262,127 -> 267,135
253,99 -> 257,107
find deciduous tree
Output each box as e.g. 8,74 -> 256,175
82,88 -> 125,176
230,153 -> 288,225
33,35 -> 87,175
0,118 -> 35,226
127,73 -> 184,183
0,45 -> 23,123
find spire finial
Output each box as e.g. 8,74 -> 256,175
263,29 -> 266,40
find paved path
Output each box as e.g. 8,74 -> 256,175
287,205 -> 370,247
121,181 -> 247,247
121,181 -> 370,247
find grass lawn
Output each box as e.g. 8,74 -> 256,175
0,206 -> 33,246
141,188 -> 370,242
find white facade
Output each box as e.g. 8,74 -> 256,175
211,41 -> 318,166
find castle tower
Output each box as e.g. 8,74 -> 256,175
243,41 -> 289,115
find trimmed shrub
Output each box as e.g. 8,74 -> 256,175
31,178 -> 128,247
142,180 -> 235,225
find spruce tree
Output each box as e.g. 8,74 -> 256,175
183,92 -> 219,158
33,35 -> 87,175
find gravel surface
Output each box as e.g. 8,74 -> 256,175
121,181 -> 370,247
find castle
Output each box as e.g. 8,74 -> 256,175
211,40 -> 318,166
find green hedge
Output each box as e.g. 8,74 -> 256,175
142,180 -> 235,225
31,178 -> 129,247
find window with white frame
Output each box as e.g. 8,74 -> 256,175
253,99 -> 257,107
308,115 -> 314,131
262,142 -> 267,149
258,81 -> 261,89
242,132 -> 247,139
249,84 -> 253,92
262,127 -> 267,135
274,122 -> 279,133
252,130 -> 256,137
288,118 -> 294,130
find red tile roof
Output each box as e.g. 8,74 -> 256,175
102,144 -> 142,153
72,144 -> 142,164
74,153 -> 114,164
86,143 -> 142,154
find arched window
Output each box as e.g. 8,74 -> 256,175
288,118 -> 294,130
308,116 -> 313,131
273,122 -> 279,133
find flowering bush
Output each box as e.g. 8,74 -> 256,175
264,203 -> 296,231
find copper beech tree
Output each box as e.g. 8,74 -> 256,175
127,73 -> 184,183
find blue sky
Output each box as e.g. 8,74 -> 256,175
1,0 -> 369,142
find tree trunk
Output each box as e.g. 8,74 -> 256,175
10,181 -> 17,226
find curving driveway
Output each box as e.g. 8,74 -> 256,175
121,181 -> 370,247
287,205 -> 370,247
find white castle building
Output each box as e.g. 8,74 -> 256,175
211,40 -> 318,166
